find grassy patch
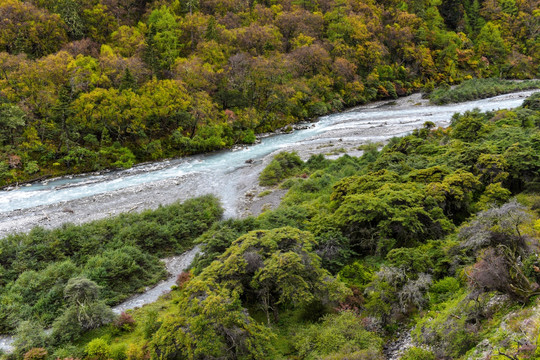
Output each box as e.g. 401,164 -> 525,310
257,189 -> 273,197
429,78 -> 540,104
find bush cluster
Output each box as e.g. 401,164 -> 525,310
0,196 -> 222,332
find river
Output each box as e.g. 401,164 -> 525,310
1,90 -> 537,238
0,90 -> 538,354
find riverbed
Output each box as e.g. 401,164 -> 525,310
1,90 -> 537,238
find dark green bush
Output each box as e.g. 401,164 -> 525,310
430,78 -> 540,105
0,196 -> 223,331
522,92 -> 540,111
259,152 -> 303,186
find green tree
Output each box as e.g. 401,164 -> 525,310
203,227 -> 350,323
33,0 -> 87,40
51,277 -> 114,344
150,282 -> 275,360
145,6 -> 182,76
119,68 -> 136,91
0,0 -> 68,58
81,4 -> 115,43
332,175 -> 453,253
475,22 -> 508,64
467,0 -> 485,33
0,103 -> 25,146
110,25 -> 146,57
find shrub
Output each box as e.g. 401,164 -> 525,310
86,338 -> 111,360
142,310 -> 161,340
175,271 -> 192,288
114,312 -> 136,331
51,345 -> 84,360
338,262 -> 373,288
150,284 -> 275,360
459,200 -> 532,253
0,196 -> 223,331
110,343 -> 128,360
23,348 -> 48,360
401,347 -> 435,360
191,218 -> 256,275
51,278 -> 115,345
476,183 -> 511,210
323,349 -> 384,360
241,129 -> 256,143
450,110 -> 489,142
84,246 -> 165,304
294,311 -> 383,358
430,78 -> 540,105
99,144 -> 136,169
337,286 -> 365,313
523,92 -> 540,111
24,161 -> 39,175
412,292 -> 480,358
50,307 -> 85,344
429,277 -> 461,304
468,247 -> 538,302
398,274 -> 433,312
126,343 -> 147,360
12,321 -> 47,357
259,152 -> 303,186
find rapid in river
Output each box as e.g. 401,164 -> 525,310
0,90 -> 538,354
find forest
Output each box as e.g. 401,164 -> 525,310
1,0 -> 540,358
0,0 -> 538,186
1,92 -> 539,360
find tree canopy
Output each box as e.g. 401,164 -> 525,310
0,0 -> 538,186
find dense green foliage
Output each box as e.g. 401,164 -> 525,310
429,78 -> 540,104
162,96 -> 539,359
0,195 -> 222,332
0,0 -> 538,186
0,92 -> 538,360
293,311 -> 383,358
150,226 -> 351,359
13,95 -> 534,360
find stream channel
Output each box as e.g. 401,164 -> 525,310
0,89 -> 538,355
